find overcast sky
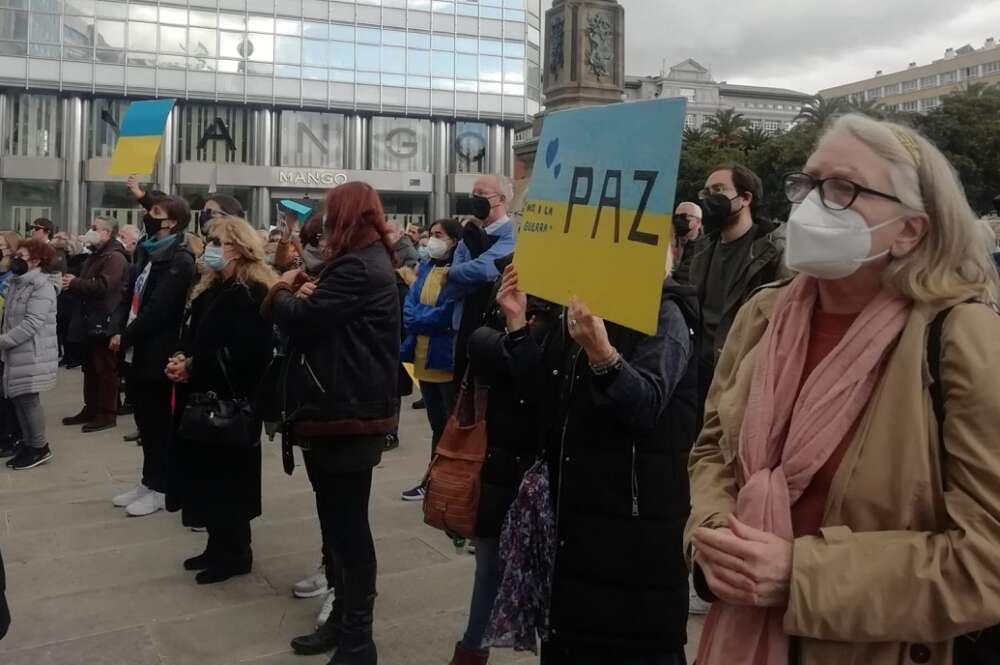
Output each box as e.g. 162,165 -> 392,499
541,0 -> 1000,93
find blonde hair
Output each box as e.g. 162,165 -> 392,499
821,114 -> 1000,305
190,217 -> 278,301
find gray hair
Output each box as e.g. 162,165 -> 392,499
93,216 -> 119,238
821,114 -> 999,305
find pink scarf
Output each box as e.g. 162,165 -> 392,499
696,275 -> 911,665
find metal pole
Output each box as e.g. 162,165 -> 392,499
63,96 -> 84,234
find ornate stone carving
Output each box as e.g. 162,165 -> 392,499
585,12 -> 614,79
549,14 -> 565,79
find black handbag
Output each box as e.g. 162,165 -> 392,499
179,349 -> 260,448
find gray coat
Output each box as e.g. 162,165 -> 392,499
1,269 -> 58,398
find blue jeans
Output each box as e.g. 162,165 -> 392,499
419,380 -> 456,453
460,537 -> 501,652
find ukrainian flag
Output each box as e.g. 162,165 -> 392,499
108,99 -> 176,176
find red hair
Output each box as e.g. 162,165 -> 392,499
324,182 -> 395,264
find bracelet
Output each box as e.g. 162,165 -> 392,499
589,348 -> 623,375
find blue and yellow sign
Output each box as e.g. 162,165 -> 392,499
514,98 -> 686,334
108,99 -> 176,176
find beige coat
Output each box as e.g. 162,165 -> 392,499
686,285 -> 1000,665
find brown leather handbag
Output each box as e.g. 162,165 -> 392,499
422,378 -> 488,539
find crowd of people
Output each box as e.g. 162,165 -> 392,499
1,112 -> 1000,665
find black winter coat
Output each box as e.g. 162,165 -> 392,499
166,279 -> 275,526
467,296 -> 559,539
121,236 -> 196,382
506,281 -> 699,663
266,241 -> 400,473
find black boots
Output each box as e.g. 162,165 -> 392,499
291,557 -> 345,655
330,563 -> 377,665
194,526 -> 253,584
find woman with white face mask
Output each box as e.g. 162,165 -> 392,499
687,114 -> 1000,665
399,218 -> 463,502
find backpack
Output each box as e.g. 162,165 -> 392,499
927,303 -> 1000,665
422,377 -> 489,539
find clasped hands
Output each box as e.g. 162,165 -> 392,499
691,514 -> 793,608
280,268 -> 317,299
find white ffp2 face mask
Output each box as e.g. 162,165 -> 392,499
785,191 -> 903,280
426,237 -> 452,260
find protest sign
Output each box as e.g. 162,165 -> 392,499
513,98 -> 686,334
108,99 -> 176,176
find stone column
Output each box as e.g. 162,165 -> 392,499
543,0 -> 625,112
158,106 -> 175,194
254,108 -> 273,228
431,119 -> 449,221
62,96 -> 85,234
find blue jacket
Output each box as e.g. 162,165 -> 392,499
401,259 -> 458,372
450,218 -> 516,330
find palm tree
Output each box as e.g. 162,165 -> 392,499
703,109 -> 750,147
682,126 -> 711,144
849,98 -> 887,119
951,81 -> 1000,99
740,126 -> 772,151
795,95 -> 848,131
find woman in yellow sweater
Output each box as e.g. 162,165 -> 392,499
400,219 -> 463,501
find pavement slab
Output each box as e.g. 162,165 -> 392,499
0,369 -> 703,664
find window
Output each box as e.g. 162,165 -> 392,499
919,75 -> 938,89
963,66 -> 980,79
684,113 -> 697,128
279,110 -> 345,168
749,119 -> 763,129
370,117 -> 431,171
901,100 -> 919,112
941,70 -> 957,84
922,97 -> 941,111
866,87 -> 881,100
901,79 -> 918,92
883,83 -> 900,95
764,119 -> 781,133
431,50 -> 453,76
679,87 -> 695,101
984,61 -> 1000,75
407,48 -> 429,75
4,93 -> 61,157
178,104 -> 253,163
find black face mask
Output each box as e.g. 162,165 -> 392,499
700,193 -> 743,235
143,213 -> 168,237
9,257 -> 28,276
470,194 -> 493,221
673,214 -> 693,238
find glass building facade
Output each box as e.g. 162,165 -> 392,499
0,0 -> 540,232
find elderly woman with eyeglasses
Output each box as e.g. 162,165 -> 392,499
687,114 -> 1000,665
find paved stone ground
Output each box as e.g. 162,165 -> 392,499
0,369 -> 703,665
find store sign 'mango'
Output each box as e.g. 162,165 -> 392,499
277,170 -> 349,187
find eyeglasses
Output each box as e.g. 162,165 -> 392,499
30,226 -> 46,232
784,171 -> 902,211
697,184 -> 736,201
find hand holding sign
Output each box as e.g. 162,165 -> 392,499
497,265 -> 528,332
567,297 -> 614,365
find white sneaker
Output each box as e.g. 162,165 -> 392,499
126,491 -> 165,517
315,588 -> 336,629
293,566 -> 328,599
113,484 -> 151,507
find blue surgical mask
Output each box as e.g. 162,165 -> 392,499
203,246 -> 229,272
418,244 -> 430,261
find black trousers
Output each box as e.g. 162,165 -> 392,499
131,379 -> 172,493
303,454 -> 376,586
206,521 -> 252,564
83,337 -> 119,418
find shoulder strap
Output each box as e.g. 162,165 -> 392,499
927,298 -> 982,450
927,307 -> 952,447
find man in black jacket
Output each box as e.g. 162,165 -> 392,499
110,196 -> 196,518
61,217 -> 131,433
688,163 -> 785,406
